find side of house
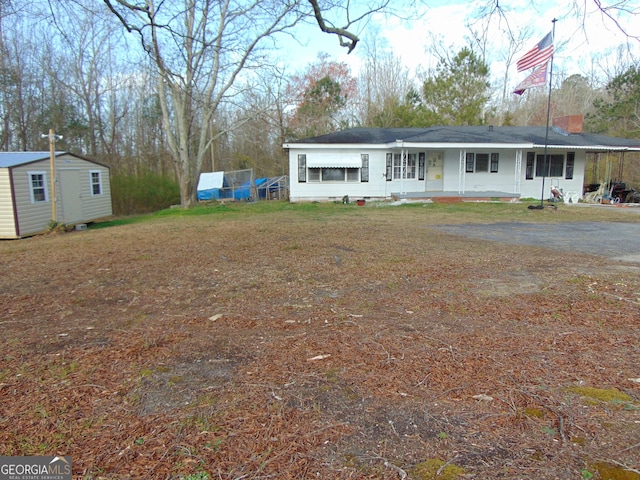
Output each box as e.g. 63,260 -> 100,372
288,145 -> 587,202
283,125 -> 638,203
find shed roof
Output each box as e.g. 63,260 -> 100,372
0,152 -> 55,168
285,126 -> 640,151
0,151 -> 109,169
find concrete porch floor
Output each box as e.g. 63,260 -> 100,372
391,191 -> 521,202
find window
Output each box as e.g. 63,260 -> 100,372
393,154 -> 402,179
418,152 -> 426,181
491,153 -> 499,173
565,152 -> 575,179
535,155 -> 547,177
385,153 -> 392,181
28,172 -> 48,203
307,167 -> 361,183
466,152 -> 499,173
90,170 -> 102,196
550,155 -> 564,176
308,169 -> 320,182
322,168 -> 345,181
347,168 -> 359,182
361,154 -> 369,182
536,154 -> 564,177
298,154 -> 306,183
465,153 -> 475,173
525,152 -> 535,180
392,153 -> 416,179
475,154 -> 489,172
406,153 -> 417,179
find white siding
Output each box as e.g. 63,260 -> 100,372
290,148 -> 390,202
0,168 -> 17,238
289,145 -> 587,202
516,149 -> 585,199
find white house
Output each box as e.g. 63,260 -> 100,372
284,117 -> 640,203
0,151 -> 112,239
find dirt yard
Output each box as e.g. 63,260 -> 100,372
1,202 -> 639,479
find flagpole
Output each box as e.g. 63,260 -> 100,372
539,19 -> 557,208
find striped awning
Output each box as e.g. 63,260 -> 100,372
307,154 -> 361,168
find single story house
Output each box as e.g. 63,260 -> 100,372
283,116 -> 640,203
0,151 -> 112,239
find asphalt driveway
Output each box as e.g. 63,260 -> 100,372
431,221 -> 640,263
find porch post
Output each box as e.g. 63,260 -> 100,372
514,149 -> 522,194
458,149 -> 466,194
400,141 -> 405,194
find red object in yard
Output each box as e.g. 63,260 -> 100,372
357,199 -> 365,206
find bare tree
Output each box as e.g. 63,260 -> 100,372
45,6 -> 132,157
354,41 -> 414,127
102,0 -> 388,207
466,3 -> 532,124
0,11 -> 51,151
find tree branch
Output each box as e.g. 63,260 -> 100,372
308,0 -> 359,53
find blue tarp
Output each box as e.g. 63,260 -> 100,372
197,172 -> 228,201
256,178 -> 283,199
233,178 -> 267,200
198,173 -> 285,201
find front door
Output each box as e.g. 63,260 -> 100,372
426,152 -> 444,191
59,169 -> 83,223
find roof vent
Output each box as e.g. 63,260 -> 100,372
488,125 -> 494,132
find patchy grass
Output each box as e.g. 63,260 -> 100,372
566,386 -> 635,404
592,461 -> 640,480
412,458 -> 466,479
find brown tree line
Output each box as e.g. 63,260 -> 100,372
1,0 -> 638,207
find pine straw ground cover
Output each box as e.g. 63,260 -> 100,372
1,201 -> 639,480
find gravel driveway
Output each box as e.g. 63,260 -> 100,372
431,221 -> 640,263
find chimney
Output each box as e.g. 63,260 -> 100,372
552,115 -> 583,134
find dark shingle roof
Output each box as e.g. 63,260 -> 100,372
288,127 -> 640,149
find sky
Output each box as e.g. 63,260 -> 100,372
280,0 -> 640,91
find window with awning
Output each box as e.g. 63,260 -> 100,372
306,154 -> 362,168
305,153 -> 368,183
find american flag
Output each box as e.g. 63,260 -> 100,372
513,62 -> 548,95
516,32 -> 554,72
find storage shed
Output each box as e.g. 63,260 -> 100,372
0,151 -> 112,239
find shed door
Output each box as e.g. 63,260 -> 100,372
59,170 -> 83,223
